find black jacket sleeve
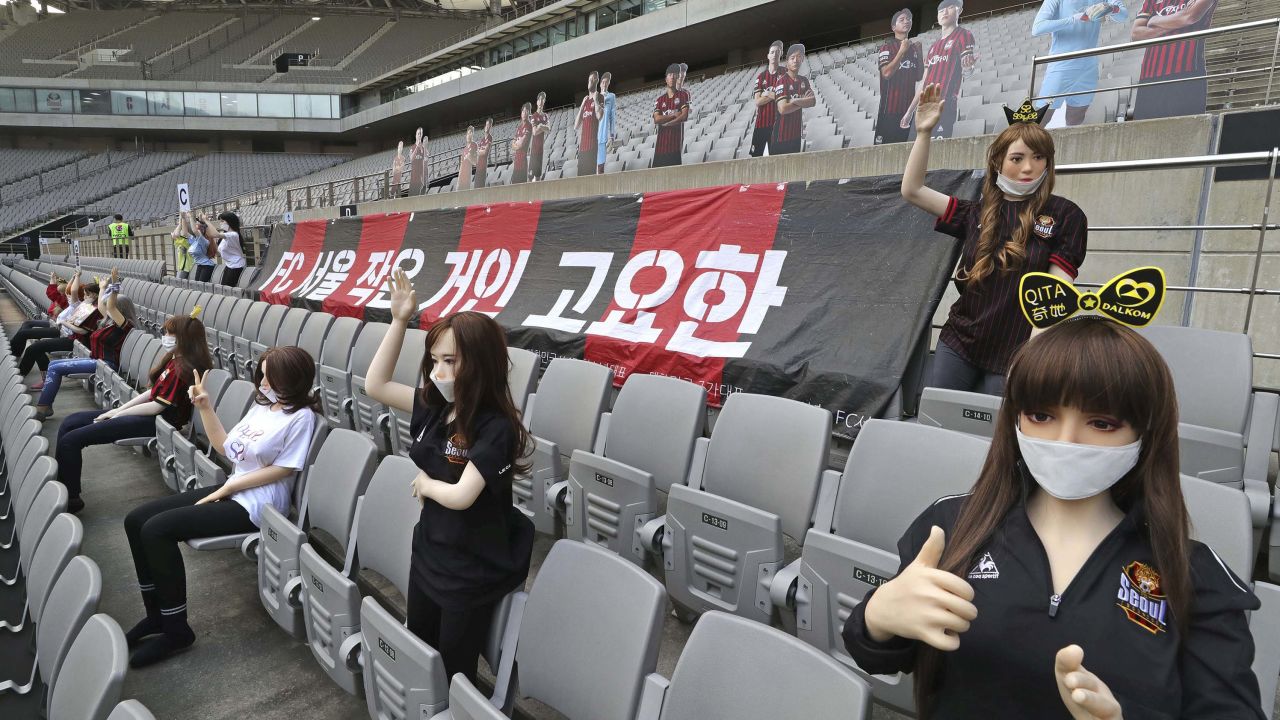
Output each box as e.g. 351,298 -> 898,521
840,496 -> 964,676
1177,542 -> 1265,719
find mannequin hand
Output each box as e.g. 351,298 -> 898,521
195,486 -> 229,505
189,369 -> 211,410
94,409 -> 116,423
913,84 -> 944,132
387,268 -> 417,323
862,526 -> 977,650
1056,645 -> 1123,719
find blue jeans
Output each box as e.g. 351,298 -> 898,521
38,358 -> 105,407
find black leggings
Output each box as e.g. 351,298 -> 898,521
406,577 -> 495,685
220,267 -> 243,287
20,337 -> 73,375
193,265 -> 214,283
9,320 -> 59,357
124,485 -> 256,611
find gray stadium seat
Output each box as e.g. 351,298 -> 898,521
0,555 -> 100,695
441,540 -> 666,720
258,429 -> 377,641
514,358 -> 613,535
47,614 -> 127,720
1182,475 -> 1280,720
3,507 -> 78,634
639,392 -> 836,624
792,420 -> 989,713
317,318 -> 370,429
171,379 -> 254,492
254,307 -> 308,373
507,347 -> 538,415
561,374 -> 705,565
154,368 -> 230,491
298,454 -> 423,694
227,300 -> 270,379
384,328 -> 426,457
446,676 -> 506,720
635,612 -> 872,720
245,303 -> 289,377
107,700 -> 157,720
916,387 -> 1001,438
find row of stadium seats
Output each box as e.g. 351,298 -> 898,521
2,258 -> 1277,718
0,10 -> 474,84
0,316 -> 159,718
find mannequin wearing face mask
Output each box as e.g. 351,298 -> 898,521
120,345 -> 318,668
365,270 -> 534,686
902,85 -> 1088,395
204,211 -> 246,287
842,319 -> 1264,720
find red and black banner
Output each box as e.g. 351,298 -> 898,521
256,173 -> 977,427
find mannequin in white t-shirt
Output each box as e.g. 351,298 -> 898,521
122,346 -> 319,669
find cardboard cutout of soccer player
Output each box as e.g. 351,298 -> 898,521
876,10 -> 924,145
677,63 -> 691,154
475,118 -> 493,188
457,125 -> 476,191
511,102 -> 533,185
1130,0 -> 1217,119
575,71 -> 600,177
390,140 -> 406,197
654,63 -> 690,167
408,127 -> 427,195
530,92 -> 550,181
595,71 -> 617,174
904,0 -> 977,139
1032,0 -> 1129,126
773,44 -> 815,155
751,40 -> 786,156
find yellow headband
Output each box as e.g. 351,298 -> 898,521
1019,266 -> 1167,330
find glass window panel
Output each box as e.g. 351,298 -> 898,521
530,29 -> 547,52
78,89 -> 111,114
597,4 -> 616,29
220,92 -> 257,117
12,88 -> 35,113
148,90 -> 183,116
111,90 -> 148,115
620,0 -> 641,20
183,91 -> 220,116
0,89 -> 14,113
331,95 -> 339,118
35,89 -> 73,113
550,23 -> 566,45
258,93 -> 293,118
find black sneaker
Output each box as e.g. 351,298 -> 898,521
67,496 -> 85,514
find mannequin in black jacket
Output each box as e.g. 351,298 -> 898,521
843,317 -> 1264,719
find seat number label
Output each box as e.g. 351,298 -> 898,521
853,566 -> 889,587
267,527 -> 278,542
701,512 -> 729,531
312,577 -> 324,593
594,472 -> 615,487
378,638 -> 397,662
962,408 -> 992,423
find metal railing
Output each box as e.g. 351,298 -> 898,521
1028,17 -> 1280,108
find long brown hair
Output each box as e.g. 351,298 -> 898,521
961,123 -> 1057,286
150,316 -> 212,386
418,312 -> 531,475
913,318 -> 1191,717
255,345 -> 322,414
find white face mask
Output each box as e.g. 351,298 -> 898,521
995,170 -> 1047,198
161,335 -> 176,350
1016,426 -> 1141,500
219,222 -> 230,232
431,369 -> 455,404
260,385 -> 280,404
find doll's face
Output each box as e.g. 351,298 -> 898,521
1001,139 -> 1048,183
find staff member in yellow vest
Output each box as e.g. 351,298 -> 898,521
110,214 -> 133,259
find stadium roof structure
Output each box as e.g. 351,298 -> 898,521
33,0 -> 494,19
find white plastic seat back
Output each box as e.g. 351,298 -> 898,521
345,323 -> 389,440
259,429 -> 378,640
229,301 -> 270,378
48,614 -> 127,720
317,317 -> 368,428
22,508 -> 80,631
916,387 -> 1001,438
296,312 -> 336,369
566,374 -> 705,563
107,700 -> 156,720
516,540 -> 665,720
387,328 -> 427,456
794,420 -> 988,714
37,555 -> 102,692
516,358 -> 613,534
248,303 -> 289,374
507,347 -> 538,415
654,612 -> 872,720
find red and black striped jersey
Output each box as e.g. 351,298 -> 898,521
513,119 -> 531,170
579,97 -> 598,150
529,111 -> 549,153
753,68 -> 783,129
923,27 -> 976,99
1137,0 -> 1216,80
772,73 -> 812,143
655,91 -> 688,155
878,39 -> 924,118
